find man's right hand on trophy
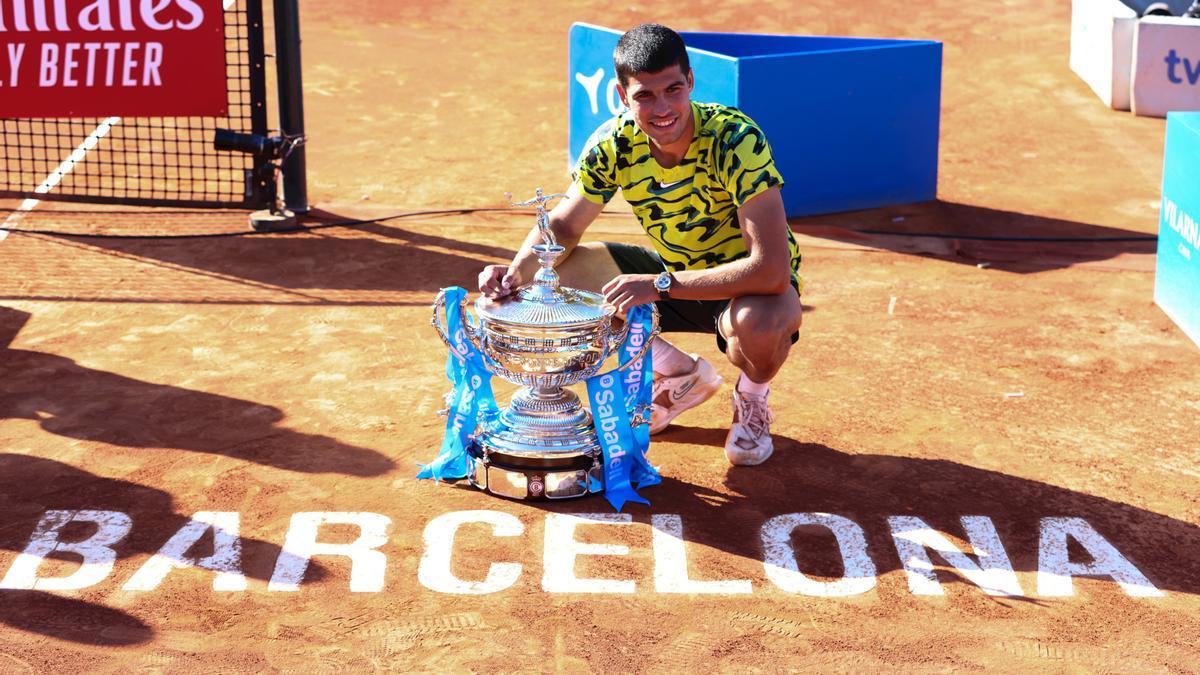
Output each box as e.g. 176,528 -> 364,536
478,264 -> 523,299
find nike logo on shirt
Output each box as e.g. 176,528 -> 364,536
658,179 -> 686,189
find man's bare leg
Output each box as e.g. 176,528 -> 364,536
719,290 -> 803,384
717,289 -> 803,465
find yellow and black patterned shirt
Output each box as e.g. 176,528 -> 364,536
573,101 -> 802,289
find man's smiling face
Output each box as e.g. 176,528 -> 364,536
617,64 -> 695,150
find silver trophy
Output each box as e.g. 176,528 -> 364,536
432,188 -> 659,500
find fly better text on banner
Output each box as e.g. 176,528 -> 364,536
0,0 -> 227,117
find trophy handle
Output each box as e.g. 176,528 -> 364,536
606,315 -> 631,354
605,303 -> 661,374
602,305 -> 659,426
431,289 -> 483,363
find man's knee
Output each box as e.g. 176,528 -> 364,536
723,295 -> 801,372
726,297 -> 800,342
726,329 -> 792,371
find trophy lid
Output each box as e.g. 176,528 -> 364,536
476,244 -> 614,328
476,286 -> 611,327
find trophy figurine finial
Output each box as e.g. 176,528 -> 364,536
508,188 -> 568,248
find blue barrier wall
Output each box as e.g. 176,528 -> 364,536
567,23 -> 943,217
1155,112 -> 1200,347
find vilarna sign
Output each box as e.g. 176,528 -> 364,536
567,23 -> 943,217
1155,112 -> 1200,347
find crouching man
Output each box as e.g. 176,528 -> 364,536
479,23 -> 803,465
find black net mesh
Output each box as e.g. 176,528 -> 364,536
0,1 -> 268,209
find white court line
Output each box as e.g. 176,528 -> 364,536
0,116 -> 122,240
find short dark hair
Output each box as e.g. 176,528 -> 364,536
613,24 -> 690,86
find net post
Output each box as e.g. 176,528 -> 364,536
273,0 -> 309,213
245,0 -> 272,210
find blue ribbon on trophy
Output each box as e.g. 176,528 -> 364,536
418,286 -> 499,481
617,304 -> 660,490
585,303 -> 660,511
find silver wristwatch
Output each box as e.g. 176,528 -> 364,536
654,271 -> 673,299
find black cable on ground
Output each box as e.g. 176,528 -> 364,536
0,207 -> 513,239
0,207 -> 1159,243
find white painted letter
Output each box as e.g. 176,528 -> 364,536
38,43 -> 57,86
543,513 -> 635,594
1037,517 -> 1162,597
762,512 -> 876,596
11,0 -> 29,31
120,42 -> 139,86
122,512 -> 245,591
61,43 -> 79,86
888,516 -> 1023,596
574,67 -> 603,115
141,42 -> 161,86
102,42 -> 119,86
82,42 -> 99,86
116,0 -> 135,30
78,0 -> 114,31
652,514 -> 750,594
418,510 -> 523,595
52,0 -> 69,30
174,0 -> 204,30
7,44 -> 24,87
0,510 -> 132,590
139,0 -> 173,30
31,0 -> 49,31
268,512 -> 390,593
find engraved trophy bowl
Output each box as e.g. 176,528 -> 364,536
431,189 -> 659,500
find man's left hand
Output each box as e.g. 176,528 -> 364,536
602,274 -> 659,316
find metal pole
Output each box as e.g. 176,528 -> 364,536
273,0 -> 308,213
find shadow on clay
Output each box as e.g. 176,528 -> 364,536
792,200 -> 1158,274
0,307 -> 394,477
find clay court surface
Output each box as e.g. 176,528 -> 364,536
1,0 -> 1199,671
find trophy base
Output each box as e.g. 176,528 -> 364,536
466,442 -> 602,500
466,387 -> 604,500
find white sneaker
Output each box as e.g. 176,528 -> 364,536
648,354 -> 723,435
724,385 -> 775,466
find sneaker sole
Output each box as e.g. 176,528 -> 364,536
649,373 -> 724,435
725,443 -> 773,467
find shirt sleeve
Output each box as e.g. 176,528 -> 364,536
572,120 -> 620,205
718,118 -> 784,207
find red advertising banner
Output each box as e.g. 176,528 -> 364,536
0,0 -> 227,118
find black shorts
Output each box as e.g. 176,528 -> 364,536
604,242 -> 801,354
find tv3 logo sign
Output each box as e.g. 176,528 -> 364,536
575,67 -> 627,116
1164,49 -> 1200,86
